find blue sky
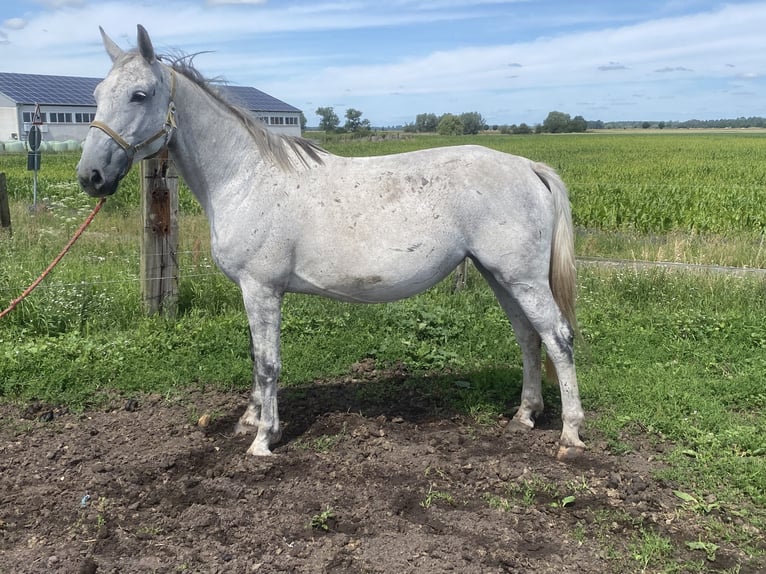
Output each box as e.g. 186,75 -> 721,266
1,1 -> 765,127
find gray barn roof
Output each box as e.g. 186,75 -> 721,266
223,85 -> 301,114
0,72 -> 99,106
0,71 -> 301,113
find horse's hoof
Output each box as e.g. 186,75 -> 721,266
507,418 -> 534,433
246,444 -> 274,456
234,422 -> 256,435
556,444 -> 585,461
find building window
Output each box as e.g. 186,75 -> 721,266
269,116 -> 285,125
47,112 -> 72,123
75,113 -> 95,123
285,116 -> 298,125
23,111 -> 47,123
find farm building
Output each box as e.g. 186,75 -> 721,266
0,71 -> 303,145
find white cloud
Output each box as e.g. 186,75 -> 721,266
33,0 -> 85,7
0,1 -> 764,124
206,0 -> 267,5
2,18 -> 27,30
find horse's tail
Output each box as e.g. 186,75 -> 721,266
532,162 -> 577,382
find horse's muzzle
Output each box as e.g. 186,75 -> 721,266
78,168 -> 120,198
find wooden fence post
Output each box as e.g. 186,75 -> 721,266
452,258 -> 469,292
0,173 -> 11,236
140,153 -> 178,317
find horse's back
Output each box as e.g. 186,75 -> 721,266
316,144 -> 549,213
276,145 -> 558,302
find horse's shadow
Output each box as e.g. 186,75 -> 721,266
209,364 -> 564,446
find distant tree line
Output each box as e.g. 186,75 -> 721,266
404,110 -> 586,135
311,106 -> 766,134
492,112 -> 587,134
598,117 -> 766,130
401,112 -> 489,135
315,106 -> 372,135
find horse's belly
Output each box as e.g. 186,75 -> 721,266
288,248 -> 463,303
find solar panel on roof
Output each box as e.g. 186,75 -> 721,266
0,72 -> 301,114
0,72 -> 100,105
218,85 -> 300,113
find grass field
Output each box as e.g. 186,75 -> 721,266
1,132 -> 765,568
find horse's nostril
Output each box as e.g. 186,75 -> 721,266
90,170 -> 103,185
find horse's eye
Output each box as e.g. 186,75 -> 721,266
131,91 -> 148,103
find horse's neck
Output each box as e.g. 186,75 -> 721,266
168,75 -> 272,215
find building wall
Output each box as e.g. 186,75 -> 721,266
20,104 -> 94,142
252,111 -> 302,137
0,106 -> 17,141
1,102 -> 302,142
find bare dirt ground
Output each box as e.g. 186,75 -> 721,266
1,361 -> 763,573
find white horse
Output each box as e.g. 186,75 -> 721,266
78,25 -> 585,460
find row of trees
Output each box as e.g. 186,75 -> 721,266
402,112 -> 488,135
312,107 -> 590,135
312,108 -> 489,135
496,112 -> 588,134
315,107 -> 372,134
403,111 -> 588,134
311,108 -> 766,135
598,117 -> 766,130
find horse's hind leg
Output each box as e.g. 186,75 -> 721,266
496,298 -> 545,432
479,267 -> 585,459
235,285 -> 283,456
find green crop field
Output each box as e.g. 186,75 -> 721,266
1,132 -> 765,570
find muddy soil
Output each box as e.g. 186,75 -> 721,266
1,361 -> 763,573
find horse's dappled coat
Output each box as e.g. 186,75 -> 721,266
78,25 -> 586,461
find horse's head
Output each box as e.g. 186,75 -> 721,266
78,25 -> 176,197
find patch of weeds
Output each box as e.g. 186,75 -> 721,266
483,492 -> 512,512
506,479 -> 539,507
685,539 -> 719,562
629,528 -> 673,571
606,438 -> 634,456
308,433 -> 345,453
483,489 -> 576,512
466,401 -> 503,427
294,423 -> 347,453
572,521 -> 587,544
549,495 -> 576,509
421,483 -> 456,509
95,496 -> 109,528
505,474 -> 564,507
673,490 -> 721,514
309,507 -> 336,532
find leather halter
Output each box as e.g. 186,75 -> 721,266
89,68 -> 177,171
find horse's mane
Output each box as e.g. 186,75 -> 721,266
158,53 -> 326,171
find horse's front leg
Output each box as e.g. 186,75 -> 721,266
234,286 -> 283,456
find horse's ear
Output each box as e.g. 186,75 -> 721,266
136,24 -> 156,64
99,26 -> 124,63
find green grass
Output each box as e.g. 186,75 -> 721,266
317,131 -> 766,235
1,133 -> 766,555
577,266 -> 766,505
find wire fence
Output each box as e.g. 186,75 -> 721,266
0,244 -> 220,295
4,252 -> 766,302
